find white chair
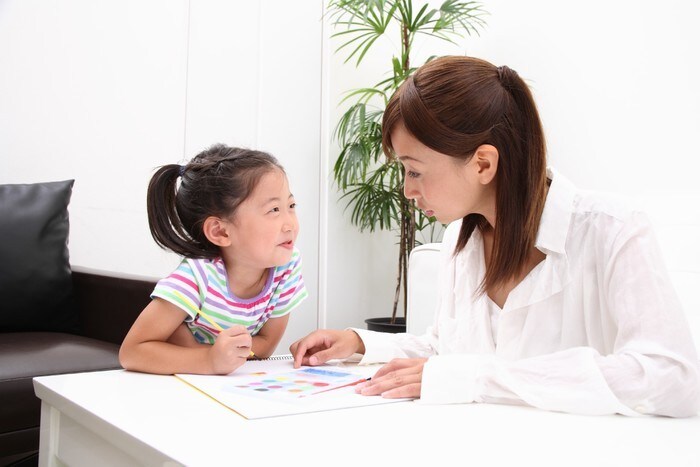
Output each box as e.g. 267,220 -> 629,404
406,243 -> 441,335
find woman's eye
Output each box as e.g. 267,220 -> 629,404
407,171 -> 420,179
269,207 -> 280,213
289,203 -> 296,209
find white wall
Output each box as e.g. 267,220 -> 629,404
0,0 -> 323,351
0,0 -> 189,277
1,0 -> 699,341
323,0 -> 700,329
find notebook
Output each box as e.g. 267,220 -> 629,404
175,355 -> 409,419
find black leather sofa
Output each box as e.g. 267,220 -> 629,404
0,180 -> 155,466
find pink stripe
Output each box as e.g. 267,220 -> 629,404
207,286 -> 272,310
170,273 -> 198,291
274,272 -> 288,282
279,286 -> 296,299
194,317 -> 221,334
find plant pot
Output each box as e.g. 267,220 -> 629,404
364,317 -> 406,333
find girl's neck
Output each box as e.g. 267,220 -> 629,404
223,260 -> 269,300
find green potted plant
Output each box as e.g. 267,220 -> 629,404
329,0 -> 488,332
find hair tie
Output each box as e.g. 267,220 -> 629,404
179,165 -> 186,177
496,65 -> 509,82
496,65 -> 519,89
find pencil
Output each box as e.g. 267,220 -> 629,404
196,310 -> 255,358
196,309 -> 223,332
311,377 -> 371,395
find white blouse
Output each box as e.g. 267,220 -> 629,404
354,168 -> 700,417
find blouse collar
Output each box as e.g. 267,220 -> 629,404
534,167 -> 577,257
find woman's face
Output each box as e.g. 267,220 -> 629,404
391,122 -> 494,225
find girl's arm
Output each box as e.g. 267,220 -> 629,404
119,298 -> 251,375
251,314 -> 290,359
167,322 -> 200,347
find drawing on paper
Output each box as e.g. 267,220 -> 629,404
222,367 -> 361,399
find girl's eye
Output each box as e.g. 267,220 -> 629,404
269,207 -> 280,213
407,170 -> 420,179
289,203 -> 296,209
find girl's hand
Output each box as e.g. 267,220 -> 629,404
355,358 -> 427,399
209,325 -> 252,374
290,329 -> 365,368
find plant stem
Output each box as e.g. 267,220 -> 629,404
390,15 -> 414,324
404,199 -> 415,316
401,22 -> 410,72
392,212 -> 406,322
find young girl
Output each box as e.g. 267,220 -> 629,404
120,144 -> 307,375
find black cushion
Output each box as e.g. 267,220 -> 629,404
0,180 -> 79,333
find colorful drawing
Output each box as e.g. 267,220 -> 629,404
222,367 -> 362,399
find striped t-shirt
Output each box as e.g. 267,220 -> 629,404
152,248 -> 307,344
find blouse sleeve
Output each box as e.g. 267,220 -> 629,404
595,211 -> 700,415
421,212 -> 700,417
351,223 -> 461,363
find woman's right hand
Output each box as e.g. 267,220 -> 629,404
290,329 -> 365,368
209,325 -> 252,374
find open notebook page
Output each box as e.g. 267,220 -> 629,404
175,355 -> 410,419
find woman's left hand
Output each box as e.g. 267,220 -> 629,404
355,358 -> 428,399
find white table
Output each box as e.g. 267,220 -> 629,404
34,369 -> 700,467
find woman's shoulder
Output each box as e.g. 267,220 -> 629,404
572,189 -> 648,231
566,189 -> 658,255
550,168 -> 644,223
549,169 -> 653,249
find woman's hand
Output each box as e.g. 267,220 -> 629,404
290,329 -> 365,368
355,358 -> 427,399
209,325 -> 252,374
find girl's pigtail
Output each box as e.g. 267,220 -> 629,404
146,144 -> 283,259
146,164 -> 199,257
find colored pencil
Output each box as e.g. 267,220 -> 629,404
196,310 -> 255,358
311,377 -> 372,395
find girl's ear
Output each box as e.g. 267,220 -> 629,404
473,144 -> 499,185
202,216 -> 232,247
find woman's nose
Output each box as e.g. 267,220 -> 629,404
403,180 -> 417,200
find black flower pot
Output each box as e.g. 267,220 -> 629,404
364,317 -> 406,333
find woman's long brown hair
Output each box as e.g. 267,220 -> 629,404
382,56 -> 548,293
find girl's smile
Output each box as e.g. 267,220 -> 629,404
224,169 -> 299,269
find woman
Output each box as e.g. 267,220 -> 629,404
291,56 -> 700,417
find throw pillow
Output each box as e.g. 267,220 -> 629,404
0,180 -> 79,333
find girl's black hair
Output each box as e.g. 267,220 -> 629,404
146,144 -> 284,258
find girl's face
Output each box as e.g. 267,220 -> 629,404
391,123 -> 494,225
226,169 -> 299,268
